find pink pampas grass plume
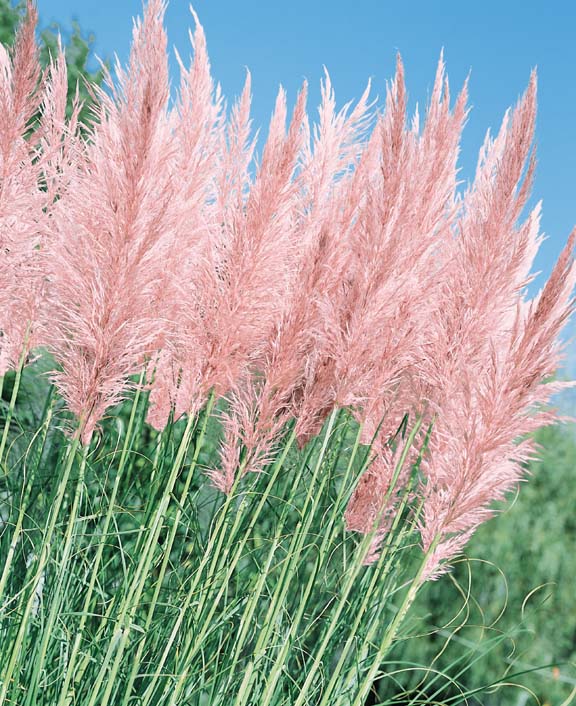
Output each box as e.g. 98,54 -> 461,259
0,1 -> 42,374
342,68 -> 575,580
296,56 -> 467,449
335,55 -> 466,538
44,0 -> 178,443
416,75 -> 576,580
145,6 -> 224,429
0,2 -> 73,375
149,73 -> 309,439
209,68 -> 377,490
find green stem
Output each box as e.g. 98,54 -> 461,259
0,394 -> 55,612
246,412 -> 348,706
318,418 -> 435,705
0,431 -> 81,706
120,390 -> 215,706
57,376 -> 146,706
0,350 -> 26,472
83,395 -> 212,706
142,422 -> 300,706
318,480 -> 421,706
349,538 -> 439,706
220,427 -> 330,704
24,443 -> 89,706
290,416 -> 423,706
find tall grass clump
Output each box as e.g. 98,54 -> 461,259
0,1 -> 574,704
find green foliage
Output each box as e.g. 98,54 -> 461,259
0,358 -> 576,706
0,362 -> 438,706
0,0 -> 104,122
5,362 -> 572,706
2,360 -> 575,705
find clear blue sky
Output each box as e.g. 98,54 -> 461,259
34,0 -> 576,359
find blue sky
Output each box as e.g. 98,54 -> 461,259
33,0 -> 576,362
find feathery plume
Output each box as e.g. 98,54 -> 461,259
44,0 -> 177,443
2,2 -> 571,583
414,75 -> 576,579
151,75 -> 308,443
146,6 -> 224,429
0,2 -> 73,374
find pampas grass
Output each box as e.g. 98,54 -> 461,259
0,2 -> 574,704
